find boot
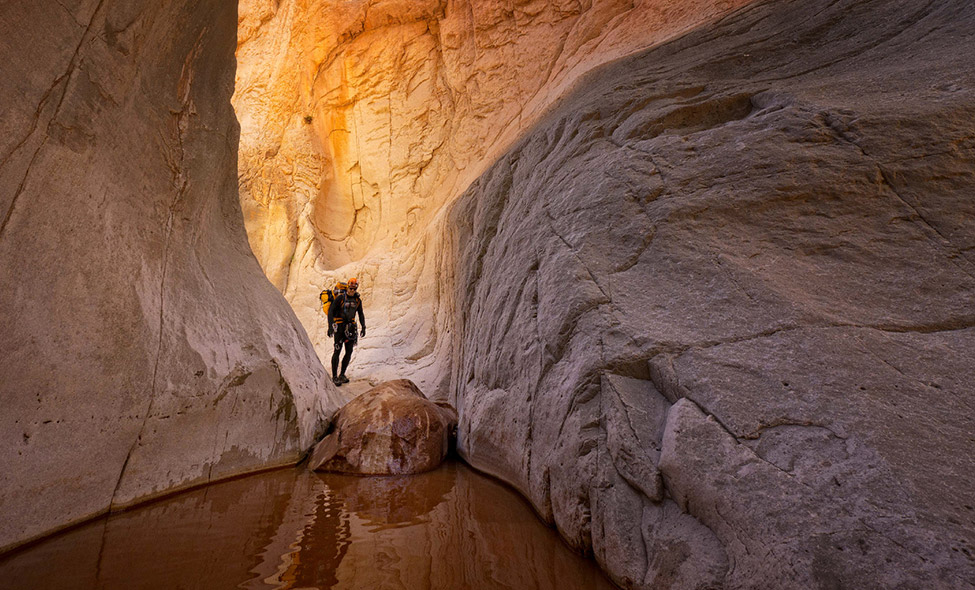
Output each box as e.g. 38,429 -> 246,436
332,375 -> 343,387
339,374 -> 350,384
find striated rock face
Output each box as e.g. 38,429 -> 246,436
0,1 -> 342,552
445,0 -> 975,587
310,379 -> 457,474
232,0 -> 755,390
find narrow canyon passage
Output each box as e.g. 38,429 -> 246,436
231,0 -> 756,392
2,0 -> 974,588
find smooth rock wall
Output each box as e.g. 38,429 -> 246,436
446,0 -> 975,587
0,0 -> 342,551
232,0 -> 755,391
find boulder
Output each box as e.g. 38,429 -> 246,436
310,380 -> 457,475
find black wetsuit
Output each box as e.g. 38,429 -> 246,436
327,291 -> 365,379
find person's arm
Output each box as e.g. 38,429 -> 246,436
327,293 -> 339,335
357,296 -> 366,336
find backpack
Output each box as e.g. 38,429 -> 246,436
320,282 -> 347,314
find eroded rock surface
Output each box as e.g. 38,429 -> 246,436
232,0 -> 755,390
445,0 -> 975,587
0,0 -> 341,552
311,379 -> 457,474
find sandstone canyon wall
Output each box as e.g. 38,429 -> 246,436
0,1 -> 341,551
233,0 -> 754,390
446,0 -> 975,587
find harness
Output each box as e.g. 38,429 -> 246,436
334,319 -> 358,348
332,293 -> 360,348
333,294 -> 359,324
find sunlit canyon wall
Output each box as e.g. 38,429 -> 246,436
237,0 -> 975,588
0,1 -> 342,552
233,0 -> 754,391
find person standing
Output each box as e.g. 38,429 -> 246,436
327,277 -> 365,386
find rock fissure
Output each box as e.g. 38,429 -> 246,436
0,75 -> 65,174
756,0 -> 942,85
540,202 -> 615,299
875,165 -> 975,275
742,419 -> 848,442
108,444 -> 136,512
655,319 -> 975,360
0,0 -> 110,242
2,0 -> 106,167
1,138 -> 49,243
111,23 -> 214,512
818,111 -> 975,275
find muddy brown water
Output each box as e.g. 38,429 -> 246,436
0,460 -> 618,589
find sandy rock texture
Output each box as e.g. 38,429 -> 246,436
444,0 -> 975,587
311,379 -> 457,474
232,0 -> 754,390
0,1 -> 341,552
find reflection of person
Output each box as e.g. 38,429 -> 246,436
285,483 -> 352,588
327,277 -> 365,386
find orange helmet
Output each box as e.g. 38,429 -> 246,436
347,277 -> 358,290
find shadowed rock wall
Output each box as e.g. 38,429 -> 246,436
445,0 -> 975,587
0,0 -> 341,552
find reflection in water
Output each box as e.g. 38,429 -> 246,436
0,461 -> 616,590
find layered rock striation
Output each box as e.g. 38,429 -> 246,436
445,0 -> 975,587
0,1 -> 341,551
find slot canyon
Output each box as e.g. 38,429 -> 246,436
2,0 -> 974,588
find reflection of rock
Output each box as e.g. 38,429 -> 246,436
321,468 -> 456,530
0,462 -> 617,590
317,462 -> 618,590
311,380 -> 458,474
0,469 -> 305,589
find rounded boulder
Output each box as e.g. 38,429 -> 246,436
310,379 -> 458,475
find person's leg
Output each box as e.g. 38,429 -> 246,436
340,341 -> 354,378
331,330 -> 344,384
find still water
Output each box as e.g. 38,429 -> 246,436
0,461 -> 617,589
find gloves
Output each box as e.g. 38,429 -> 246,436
360,326 -> 366,337
327,323 -> 335,337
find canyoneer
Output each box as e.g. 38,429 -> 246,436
326,277 -> 366,386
